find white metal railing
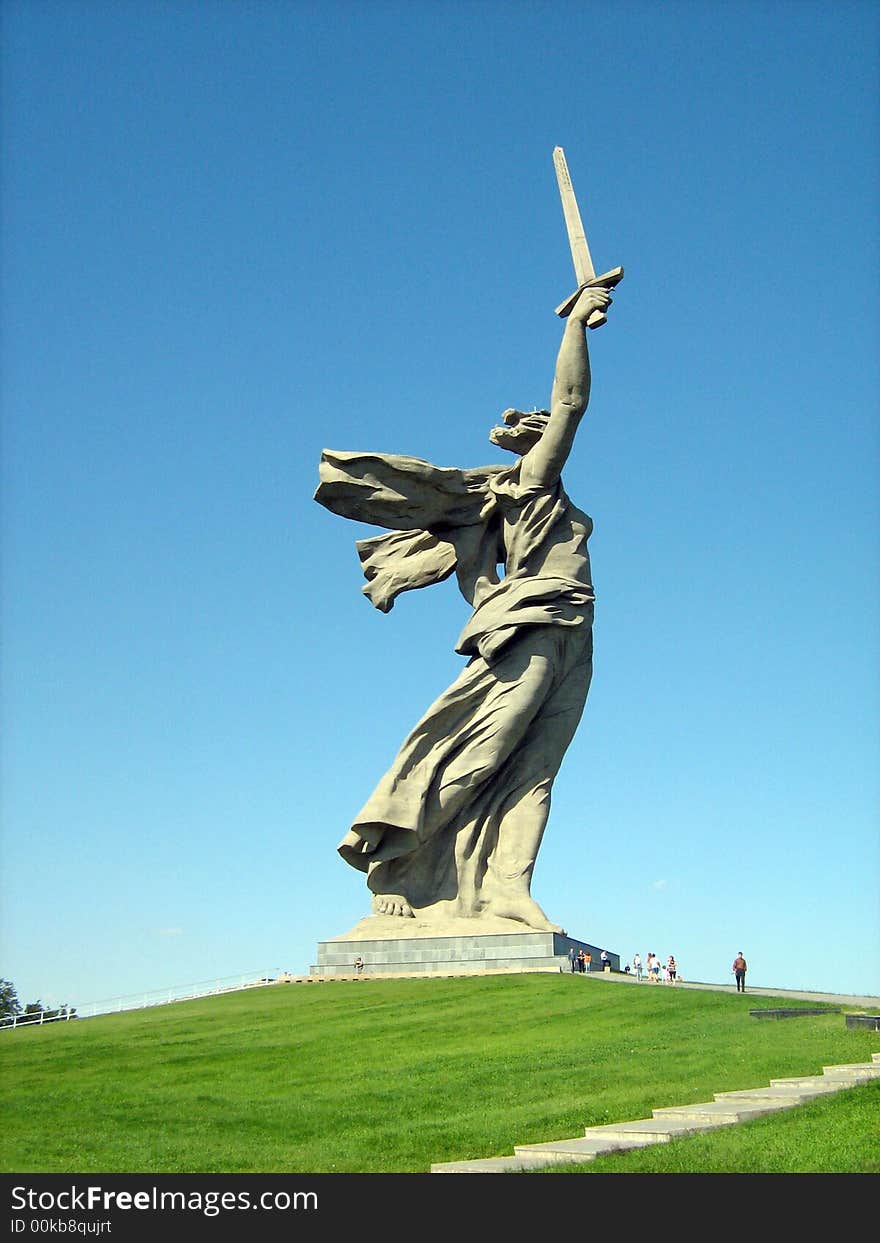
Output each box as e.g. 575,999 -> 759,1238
0,1007 -> 76,1030
0,970 -> 279,1030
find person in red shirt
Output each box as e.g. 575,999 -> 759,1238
732,952 -> 747,992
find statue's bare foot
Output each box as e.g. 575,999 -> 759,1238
486,892 -> 564,934
372,893 -> 414,918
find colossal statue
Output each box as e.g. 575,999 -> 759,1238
315,281 -> 617,933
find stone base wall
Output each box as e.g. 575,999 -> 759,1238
312,932 -> 619,977
845,1013 -> 880,1030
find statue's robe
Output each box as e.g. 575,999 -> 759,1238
314,449 -> 595,922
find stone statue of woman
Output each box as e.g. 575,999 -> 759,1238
314,284 -> 614,933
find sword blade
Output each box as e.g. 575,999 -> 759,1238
553,146 -> 596,285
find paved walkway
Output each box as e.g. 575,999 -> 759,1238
567,969 -> 880,1010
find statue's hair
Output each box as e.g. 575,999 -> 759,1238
499,408 -> 551,451
510,409 -> 551,437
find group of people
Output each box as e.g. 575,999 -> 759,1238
567,947 -> 679,982
568,947 -> 611,973
625,952 -> 678,984
624,950 -> 748,991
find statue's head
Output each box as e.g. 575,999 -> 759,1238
489,408 -> 550,455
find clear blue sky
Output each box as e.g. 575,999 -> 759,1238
2,0 -> 878,1010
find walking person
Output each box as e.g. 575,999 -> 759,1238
584,950 -> 592,972
666,955 -> 677,985
568,946 -> 577,973
732,952 -> 747,992
633,952 -> 643,981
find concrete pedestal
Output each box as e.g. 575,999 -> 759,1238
312,916 -> 619,978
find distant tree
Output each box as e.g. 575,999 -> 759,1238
0,978 -> 21,1020
22,1000 -> 77,1023
1,983 -> 76,1025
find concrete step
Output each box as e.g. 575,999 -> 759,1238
822,1063 -> 880,1077
873,1052 -> 880,1063
513,1135 -> 634,1164
431,1154 -> 559,1173
652,1099 -> 788,1123
769,1074 -> 871,1090
818,1070 -> 879,1084
585,1116 -> 729,1141
714,1085 -> 834,1104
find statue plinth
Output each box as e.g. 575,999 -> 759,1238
311,917 -> 619,977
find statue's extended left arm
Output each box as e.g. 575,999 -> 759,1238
519,285 -> 612,490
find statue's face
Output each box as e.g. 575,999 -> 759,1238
489,409 -> 548,455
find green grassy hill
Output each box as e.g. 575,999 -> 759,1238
2,974 -> 877,1174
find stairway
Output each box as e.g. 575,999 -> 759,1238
430,1051 -> 880,1172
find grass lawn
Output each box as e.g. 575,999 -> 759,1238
2,974 -> 877,1173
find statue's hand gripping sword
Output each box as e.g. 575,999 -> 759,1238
553,146 -> 623,327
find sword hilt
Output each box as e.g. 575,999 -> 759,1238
555,266 -> 624,325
